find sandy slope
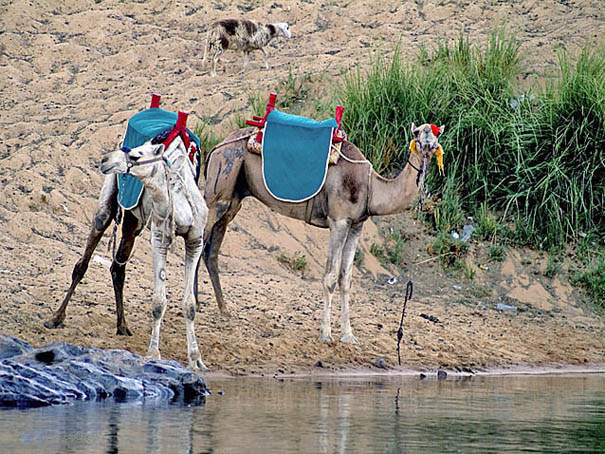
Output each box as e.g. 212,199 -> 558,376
0,0 -> 603,375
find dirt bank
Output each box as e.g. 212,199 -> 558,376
0,0 -> 603,376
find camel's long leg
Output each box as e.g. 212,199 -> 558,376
320,218 -> 351,342
338,222 -> 363,344
241,51 -> 250,72
201,199 -> 242,315
260,47 -> 270,70
201,32 -> 210,67
211,46 -> 223,77
44,175 -> 117,330
147,224 -> 170,360
183,233 -> 207,371
109,209 -> 144,336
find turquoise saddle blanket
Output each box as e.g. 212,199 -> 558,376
118,108 -> 201,210
262,110 -> 337,202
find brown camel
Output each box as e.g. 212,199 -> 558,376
202,122 -> 445,344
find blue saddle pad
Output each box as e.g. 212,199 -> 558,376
262,110 -> 337,202
117,108 -> 201,210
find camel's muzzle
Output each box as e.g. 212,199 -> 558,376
100,155 -> 124,175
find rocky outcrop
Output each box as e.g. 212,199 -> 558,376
0,336 -> 208,408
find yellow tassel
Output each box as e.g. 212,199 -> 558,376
411,140 -> 445,175
435,145 -> 444,175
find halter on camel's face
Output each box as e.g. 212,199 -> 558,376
410,122 -> 445,175
100,135 -> 190,178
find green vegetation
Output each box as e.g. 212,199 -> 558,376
369,242 -> 386,265
278,250 -> 308,273
339,27 -> 604,251
338,27 -> 604,305
354,248 -> 364,267
464,263 -> 476,280
488,245 -> 506,262
427,231 -> 469,270
193,121 -> 222,165
276,66 -> 312,111
432,169 -> 464,233
572,257 -> 604,311
476,201 -> 500,241
544,254 -> 562,278
370,229 -> 407,267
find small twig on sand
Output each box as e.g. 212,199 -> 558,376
412,252 -> 456,265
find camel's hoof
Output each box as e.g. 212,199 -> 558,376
44,317 -> 64,330
116,325 -> 133,336
189,359 -> 210,373
319,333 -> 334,343
341,334 -> 359,345
219,307 -> 231,318
146,348 -> 161,361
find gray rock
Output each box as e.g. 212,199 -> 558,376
496,303 -> 518,312
0,336 -> 208,408
373,358 -> 387,369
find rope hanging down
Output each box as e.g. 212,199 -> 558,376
397,280 -> 414,366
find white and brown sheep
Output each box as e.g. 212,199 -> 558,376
202,19 -> 292,76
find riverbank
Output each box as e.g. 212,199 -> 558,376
0,0 -> 603,376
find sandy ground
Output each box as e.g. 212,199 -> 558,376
0,0 -> 603,376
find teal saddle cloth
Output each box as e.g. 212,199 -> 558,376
118,108 -> 201,210
262,110 -> 337,202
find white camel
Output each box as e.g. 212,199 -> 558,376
100,137 -> 209,371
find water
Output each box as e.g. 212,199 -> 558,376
1,373 -> 603,453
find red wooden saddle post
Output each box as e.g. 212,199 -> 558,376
245,92 -> 346,145
147,93 -> 197,164
245,92 -> 277,143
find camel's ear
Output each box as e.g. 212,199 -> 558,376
438,125 -> 445,137
411,123 -> 418,137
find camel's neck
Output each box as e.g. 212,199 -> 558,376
367,150 -> 424,216
145,168 -> 172,220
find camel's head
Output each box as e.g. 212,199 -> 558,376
100,141 -> 166,180
274,22 -> 292,39
410,123 -> 445,175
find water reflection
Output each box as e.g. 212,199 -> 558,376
0,374 -> 603,453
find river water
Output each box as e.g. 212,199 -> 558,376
1,373 -> 603,453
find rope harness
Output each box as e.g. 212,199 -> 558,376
108,138 -> 197,266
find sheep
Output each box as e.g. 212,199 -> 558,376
202,19 -> 292,76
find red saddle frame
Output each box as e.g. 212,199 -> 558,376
245,92 -> 346,144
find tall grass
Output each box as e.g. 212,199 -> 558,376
339,28 -> 604,251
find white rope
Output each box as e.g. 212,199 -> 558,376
336,147 -> 372,165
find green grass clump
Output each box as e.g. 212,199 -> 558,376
370,242 -> 386,265
338,27 -> 604,251
193,122 -> 222,166
572,257 -> 605,311
488,244 -> 506,262
544,254 -> 562,278
427,231 -> 469,269
432,169 -> 464,233
278,251 -> 308,273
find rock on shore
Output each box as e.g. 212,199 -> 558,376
0,336 -> 208,408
